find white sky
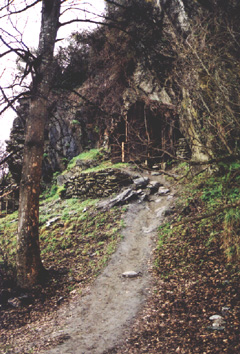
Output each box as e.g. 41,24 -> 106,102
0,0 -> 106,145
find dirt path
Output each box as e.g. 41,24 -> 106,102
39,175 -> 175,354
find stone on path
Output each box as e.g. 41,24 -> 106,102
133,177 -> 149,188
158,187 -> 170,195
147,181 -> 161,194
208,314 -> 226,330
122,271 -> 141,278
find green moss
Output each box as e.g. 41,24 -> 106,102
67,149 -> 103,170
82,161 -> 129,174
0,192 -> 123,275
57,185 -> 67,198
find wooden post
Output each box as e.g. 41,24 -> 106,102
125,114 -> 128,161
122,142 -> 125,162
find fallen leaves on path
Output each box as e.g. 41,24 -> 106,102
111,204 -> 240,354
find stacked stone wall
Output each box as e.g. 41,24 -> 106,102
61,169 -> 133,199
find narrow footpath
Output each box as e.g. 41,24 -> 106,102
39,175 -> 175,354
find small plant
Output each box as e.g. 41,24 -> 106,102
106,243 -> 115,255
72,119 -> 80,125
120,219 -> 125,228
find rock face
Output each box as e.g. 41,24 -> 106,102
161,0 -> 190,34
176,138 -> 191,160
5,100 -> 26,184
6,97 -> 97,183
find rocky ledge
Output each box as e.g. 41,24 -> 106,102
58,167 -> 171,209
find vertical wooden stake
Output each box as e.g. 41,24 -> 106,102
122,142 -> 125,162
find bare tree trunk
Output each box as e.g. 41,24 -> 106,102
17,0 -> 61,288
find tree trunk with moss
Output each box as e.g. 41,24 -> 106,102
17,0 -> 61,288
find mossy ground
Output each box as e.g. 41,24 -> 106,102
0,153 -> 127,352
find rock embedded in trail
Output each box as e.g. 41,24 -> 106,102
147,180 -> 162,194
158,187 -> 170,195
133,177 -> 149,189
97,187 -> 138,209
122,271 -> 142,278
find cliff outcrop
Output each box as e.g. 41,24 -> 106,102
6,0 -> 240,182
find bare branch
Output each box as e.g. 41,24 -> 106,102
0,32 -> 35,63
0,49 -> 12,58
0,88 -> 30,115
59,17 -> 124,31
0,0 -> 41,20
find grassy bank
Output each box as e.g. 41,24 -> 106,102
115,162 -> 240,354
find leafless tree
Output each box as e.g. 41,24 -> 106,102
0,0 -> 108,288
